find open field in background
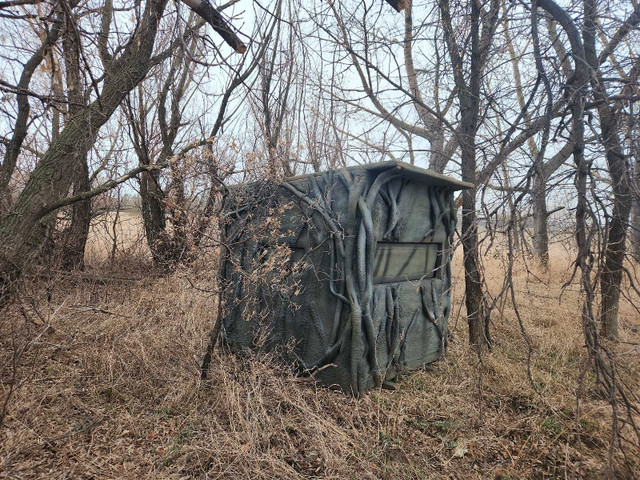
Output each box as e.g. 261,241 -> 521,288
84,210 -> 150,267
1,214 -> 639,479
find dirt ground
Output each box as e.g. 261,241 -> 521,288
1,216 -> 639,479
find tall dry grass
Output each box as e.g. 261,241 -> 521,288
1,219 -> 639,479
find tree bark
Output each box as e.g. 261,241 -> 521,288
61,162 -> 91,270
462,170 -> 488,348
60,11 -> 91,271
133,44 -> 193,269
459,1 -> 489,349
140,169 -> 169,265
531,172 -> 549,267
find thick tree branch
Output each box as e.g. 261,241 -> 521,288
384,0 -> 408,12
597,4 -> 640,66
180,0 -> 246,53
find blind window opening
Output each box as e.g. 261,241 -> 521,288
374,242 -> 442,283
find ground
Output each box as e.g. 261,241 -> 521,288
1,213 -> 639,479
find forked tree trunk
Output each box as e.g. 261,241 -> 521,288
135,49 -> 192,270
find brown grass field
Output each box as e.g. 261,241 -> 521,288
1,213 -> 639,479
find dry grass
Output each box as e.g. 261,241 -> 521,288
1,225 -> 639,479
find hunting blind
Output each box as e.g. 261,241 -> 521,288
220,161 -> 471,394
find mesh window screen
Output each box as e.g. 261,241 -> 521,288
373,243 -> 442,283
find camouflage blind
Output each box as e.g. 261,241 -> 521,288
220,161 -> 471,394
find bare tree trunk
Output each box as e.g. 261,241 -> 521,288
583,0 -> 634,340
599,145 -> 631,341
165,166 -> 189,264
459,77 -> 488,347
140,170 -> 168,266
47,45 -> 64,143
531,171 -> 549,267
462,172 -> 489,348
61,163 -> 91,270
60,12 -> 91,271
131,43 -> 193,269
193,166 -> 223,249
159,50 -> 195,265
124,83 -> 171,268
600,208 -> 629,341
440,0 -> 498,350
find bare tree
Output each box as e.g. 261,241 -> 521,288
438,0 -> 499,349
583,0 -> 639,340
0,0 -> 249,302
0,0 -> 79,213
120,2 -> 284,269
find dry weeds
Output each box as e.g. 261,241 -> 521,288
1,224 -> 639,479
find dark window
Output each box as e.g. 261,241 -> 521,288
373,242 -> 442,283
